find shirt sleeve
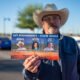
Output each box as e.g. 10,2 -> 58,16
77,42 -> 80,75
22,68 -> 40,80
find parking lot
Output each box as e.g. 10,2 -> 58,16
0,51 -> 10,60
0,51 -> 24,80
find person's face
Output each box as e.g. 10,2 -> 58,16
42,14 -> 61,34
48,43 -> 54,48
19,44 -> 24,47
42,14 -> 61,28
34,43 -> 38,48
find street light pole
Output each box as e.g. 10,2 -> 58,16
3,18 -> 10,37
3,18 -> 6,37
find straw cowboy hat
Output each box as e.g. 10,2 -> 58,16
33,3 -> 69,27
17,41 -> 25,47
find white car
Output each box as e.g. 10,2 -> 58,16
77,40 -> 80,48
71,36 -> 80,48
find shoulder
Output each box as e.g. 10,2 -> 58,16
62,35 -> 76,43
62,35 -> 79,52
61,35 -> 79,55
63,35 -> 75,41
60,35 -> 78,49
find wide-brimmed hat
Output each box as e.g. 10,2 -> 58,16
33,3 -> 69,27
17,41 -> 24,47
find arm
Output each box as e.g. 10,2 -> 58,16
60,36 -> 80,80
22,55 -> 41,80
77,43 -> 80,76
23,60 -> 55,80
23,68 -> 39,80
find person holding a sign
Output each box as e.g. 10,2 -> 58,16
23,3 -> 80,80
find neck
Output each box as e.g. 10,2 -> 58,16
43,28 -> 60,34
52,29 -> 59,34
50,28 -> 59,34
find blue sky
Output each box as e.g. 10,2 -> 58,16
0,0 -> 80,34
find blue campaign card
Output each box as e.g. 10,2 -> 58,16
12,33 -> 59,52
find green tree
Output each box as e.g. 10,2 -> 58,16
16,4 -> 42,31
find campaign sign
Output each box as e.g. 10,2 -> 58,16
11,33 -> 59,60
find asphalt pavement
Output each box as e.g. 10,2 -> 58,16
0,51 -> 25,80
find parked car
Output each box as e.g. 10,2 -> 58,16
71,36 -> 80,48
0,37 -> 11,50
77,40 -> 80,48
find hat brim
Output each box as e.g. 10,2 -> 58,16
17,42 -> 24,47
33,8 -> 69,27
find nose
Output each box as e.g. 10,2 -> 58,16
50,18 -> 54,23
49,18 -> 55,24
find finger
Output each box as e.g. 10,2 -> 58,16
31,68 -> 38,73
23,56 -> 39,69
31,60 -> 41,71
32,60 -> 41,66
23,55 -> 35,66
25,55 -> 35,62
29,60 -> 41,69
25,59 -> 41,71
26,56 -> 40,68
31,61 -> 41,73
